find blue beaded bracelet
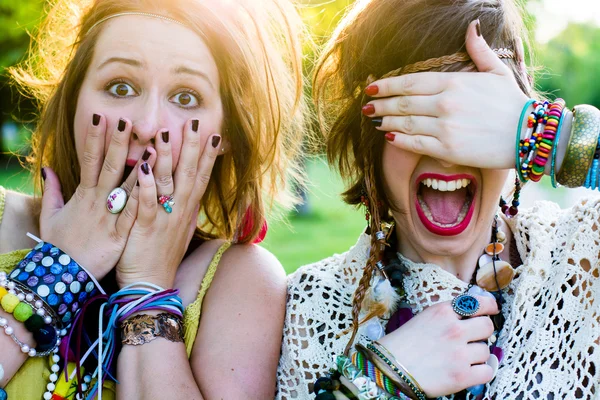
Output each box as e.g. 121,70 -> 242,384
8,241 -> 101,326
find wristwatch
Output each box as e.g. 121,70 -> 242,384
121,313 -> 184,346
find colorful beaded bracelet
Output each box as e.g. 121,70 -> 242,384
518,101 -> 549,181
352,349 -> 405,397
529,99 -> 565,182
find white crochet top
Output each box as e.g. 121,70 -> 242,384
276,198 -> 600,399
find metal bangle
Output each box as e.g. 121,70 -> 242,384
556,105 -> 600,188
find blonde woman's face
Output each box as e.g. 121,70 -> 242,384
74,15 -> 223,177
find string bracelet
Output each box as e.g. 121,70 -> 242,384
335,354 -> 402,399
352,349 -> 407,398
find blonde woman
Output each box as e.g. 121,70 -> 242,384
0,0 -> 306,398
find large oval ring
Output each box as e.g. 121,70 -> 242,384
452,294 -> 480,318
106,187 -> 128,214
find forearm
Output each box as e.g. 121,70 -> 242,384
0,309 -> 34,386
116,339 -> 203,400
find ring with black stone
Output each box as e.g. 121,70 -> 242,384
452,294 -> 480,318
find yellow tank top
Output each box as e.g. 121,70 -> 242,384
0,186 -> 230,399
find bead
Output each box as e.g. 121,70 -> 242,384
7,282 -> 15,290
0,388 -> 7,400
25,293 -> 34,302
51,364 -> 60,373
50,373 -> 58,382
28,348 -> 37,357
4,326 -> 13,335
14,302 -> 34,322
35,300 -> 43,309
47,383 -> 56,391
496,230 -> 507,243
24,314 -> 45,332
485,242 -> 504,256
44,391 -> 52,400
44,316 -> 52,324
467,384 -> 485,396
476,260 -> 515,291
81,383 -> 88,391
36,308 -> 46,316
0,318 -> 6,326
52,354 -> 60,363
84,375 -> 92,383
21,344 -> 30,353
34,325 -> 58,352
16,293 -> 25,301
1,293 -> 20,313
0,287 -> 6,300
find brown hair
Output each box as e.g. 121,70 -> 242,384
313,0 -> 532,352
10,0 -> 307,243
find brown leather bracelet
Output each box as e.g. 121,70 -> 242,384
120,313 -> 184,346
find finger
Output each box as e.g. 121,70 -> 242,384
190,134 -> 220,204
375,115 -> 441,136
137,162 -> 157,228
467,342 -> 491,365
185,204 -> 200,245
79,113 -> 106,190
121,148 -> 156,195
40,167 -> 65,222
470,296 -> 500,318
174,119 -> 201,200
97,118 -> 133,192
153,130 -> 174,196
384,132 -> 443,157
463,316 -> 495,342
464,364 -> 494,388
367,72 -> 448,98
466,19 -> 512,76
364,95 -> 442,118
116,185 -> 139,239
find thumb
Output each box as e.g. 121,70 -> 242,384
465,19 -> 511,76
40,167 -> 65,221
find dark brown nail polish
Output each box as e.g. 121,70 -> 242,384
118,119 -> 126,132
162,131 -> 170,143
141,162 -> 150,175
362,104 -> 375,116
212,135 -> 221,148
41,168 -> 46,181
92,114 -> 100,126
371,117 -> 383,127
142,150 -> 151,161
476,19 -> 481,37
191,119 -> 199,132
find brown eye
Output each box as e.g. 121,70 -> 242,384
170,91 -> 199,108
108,82 -> 136,97
179,93 -> 191,105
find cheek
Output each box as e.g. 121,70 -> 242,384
382,145 -> 418,208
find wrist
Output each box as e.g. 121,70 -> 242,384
116,274 -> 175,290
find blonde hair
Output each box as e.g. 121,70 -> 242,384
11,0 -> 307,242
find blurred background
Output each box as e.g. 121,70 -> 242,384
0,0 -> 599,274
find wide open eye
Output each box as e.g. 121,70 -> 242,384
169,91 -> 201,108
107,82 -> 138,97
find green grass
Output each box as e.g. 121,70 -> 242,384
0,157 -> 364,275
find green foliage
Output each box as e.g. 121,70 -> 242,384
0,0 -> 44,71
536,23 -> 600,107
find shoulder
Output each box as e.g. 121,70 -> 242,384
0,189 -> 39,253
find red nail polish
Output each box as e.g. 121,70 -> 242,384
385,133 -> 396,142
362,104 -> 375,116
365,84 -> 379,96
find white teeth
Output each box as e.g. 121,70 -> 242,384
421,178 -> 471,192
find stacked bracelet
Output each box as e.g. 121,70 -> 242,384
529,99 -> 565,182
518,101 -> 549,181
557,105 -> 600,187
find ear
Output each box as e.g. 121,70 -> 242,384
218,138 -> 231,156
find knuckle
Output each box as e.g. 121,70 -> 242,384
445,321 -> 464,340
450,366 -> 470,385
158,147 -> 171,158
143,198 -> 157,209
73,186 -> 87,202
410,135 -> 425,153
396,96 -> 410,114
401,75 -> 415,92
403,116 -> 415,133
109,131 -> 127,147
182,165 -> 197,179
102,158 -> 120,176
81,150 -> 100,167
156,174 -> 173,187
120,206 -> 136,221
437,97 -> 455,114
197,173 -> 211,187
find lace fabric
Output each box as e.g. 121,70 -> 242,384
277,198 -> 600,399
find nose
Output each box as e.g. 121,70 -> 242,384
130,94 -> 165,145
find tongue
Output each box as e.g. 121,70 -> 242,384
420,186 -> 468,224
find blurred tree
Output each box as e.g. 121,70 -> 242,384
0,0 -> 44,71
536,23 -> 600,108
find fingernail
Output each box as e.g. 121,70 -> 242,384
41,167 -> 46,181
142,149 -> 150,161
365,84 -> 379,96
362,104 -> 375,116
212,135 -> 221,148
118,118 -> 126,132
92,114 -> 100,126
476,19 -> 481,37
141,162 -> 150,175
191,119 -> 199,132
385,133 -> 396,142
162,131 -> 170,143
371,118 -> 383,128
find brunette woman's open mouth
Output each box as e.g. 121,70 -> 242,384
414,173 -> 477,236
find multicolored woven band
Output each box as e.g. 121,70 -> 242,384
8,241 -> 99,326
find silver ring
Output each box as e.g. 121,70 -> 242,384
107,187 -> 128,214
452,294 -> 480,318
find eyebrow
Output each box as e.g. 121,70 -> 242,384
98,57 -> 144,70
172,66 -> 214,89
